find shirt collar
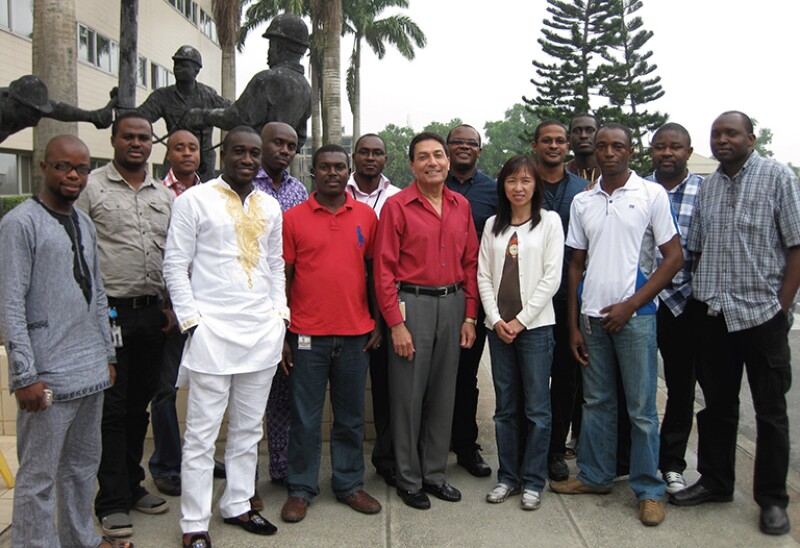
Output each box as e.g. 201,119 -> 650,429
715,150 -> 759,180
107,161 -> 155,188
306,191 -> 354,213
401,182 -> 458,205
648,171 -> 697,193
163,169 -> 201,192
346,174 -> 391,197
594,171 -> 643,196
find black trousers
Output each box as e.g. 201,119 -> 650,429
451,309 -> 487,455
369,325 -> 394,473
695,301 -> 791,508
95,302 -> 165,518
549,299 -> 581,457
657,299 -> 698,474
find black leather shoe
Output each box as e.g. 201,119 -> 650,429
213,459 -> 226,479
377,468 -> 397,487
760,505 -> 790,535
396,488 -> 430,510
154,476 -> 181,497
668,482 -> 733,506
548,455 -> 569,482
423,482 -> 462,502
456,450 -> 491,477
222,510 -> 277,535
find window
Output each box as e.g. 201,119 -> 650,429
200,9 -> 217,44
0,0 -> 9,29
0,151 -> 32,196
137,56 -> 148,88
77,23 -> 119,76
1,0 -> 33,38
150,63 -> 174,90
166,0 -> 199,26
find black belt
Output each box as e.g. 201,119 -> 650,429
107,295 -> 161,309
398,283 -> 461,297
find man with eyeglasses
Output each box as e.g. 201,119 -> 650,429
77,111 -> 175,539
530,120 -> 589,483
346,133 -> 400,487
444,124 -> 497,478
0,135 -> 126,548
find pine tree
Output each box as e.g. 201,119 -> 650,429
523,0 -> 617,124
598,0 -> 667,172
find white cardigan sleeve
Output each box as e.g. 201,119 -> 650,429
516,212 -> 564,328
478,216 -> 503,329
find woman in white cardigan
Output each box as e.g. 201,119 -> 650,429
478,155 -> 564,510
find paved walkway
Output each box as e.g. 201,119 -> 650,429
2,354 -> 799,547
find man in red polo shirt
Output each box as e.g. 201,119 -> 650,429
279,144 -> 382,523
374,132 -> 479,510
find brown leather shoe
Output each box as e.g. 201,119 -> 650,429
337,489 -> 382,514
639,499 -> 665,526
280,496 -> 308,523
249,491 -> 264,511
549,478 -> 611,495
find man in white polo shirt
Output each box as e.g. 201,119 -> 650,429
551,123 -> 684,527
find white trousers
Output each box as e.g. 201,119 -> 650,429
180,367 -> 276,533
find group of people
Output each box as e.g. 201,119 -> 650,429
0,106 -> 797,548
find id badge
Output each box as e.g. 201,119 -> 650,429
111,324 -> 123,348
298,335 -> 311,350
582,314 -> 592,335
399,300 -> 406,322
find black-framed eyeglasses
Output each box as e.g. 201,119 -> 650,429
447,139 -> 480,148
48,162 -> 91,176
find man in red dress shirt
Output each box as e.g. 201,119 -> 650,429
374,132 -> 479,510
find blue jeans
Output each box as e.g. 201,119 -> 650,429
577,315 -> 664,500
488,326 -> 553,492
287,333 -> 370,501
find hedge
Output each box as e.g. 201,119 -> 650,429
0,195 -> 32,220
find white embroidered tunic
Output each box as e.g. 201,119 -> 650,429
164,177 -> 288,376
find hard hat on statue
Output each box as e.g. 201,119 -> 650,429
8,75 -> 53,114
263,13 -> 309,50
172,45 -> 203,68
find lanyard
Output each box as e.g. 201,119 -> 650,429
351,187 -> 382,211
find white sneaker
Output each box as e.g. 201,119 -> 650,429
664,471 -> 686,494
521,489 -> 541,511
486,483 -> 520,503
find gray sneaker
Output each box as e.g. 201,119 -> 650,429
101,512 -> 133,538
663,471 -> 686,494
521,489 -> 541,511
486,483 -> 521,504
132,491 -> 168,514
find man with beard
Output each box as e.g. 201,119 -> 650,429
445,124 -> 497,478
165,126 -> 286,547
530,120 -> 588,482
643,123 -> 703,496
77,112 -> 175,538
280,145 -> 382,523
566,113 -> 600,185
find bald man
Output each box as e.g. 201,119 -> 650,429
0,136 -> 124,547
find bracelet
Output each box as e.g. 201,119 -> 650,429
463,318 -> 477,325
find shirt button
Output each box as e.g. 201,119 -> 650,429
441,263 -> 445,268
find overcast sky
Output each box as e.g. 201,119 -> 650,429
237,0 -> 800,166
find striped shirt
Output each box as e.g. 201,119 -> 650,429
645,172 -> 703,316
687,152 -> 800,331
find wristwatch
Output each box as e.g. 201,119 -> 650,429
463,317 -> 477,325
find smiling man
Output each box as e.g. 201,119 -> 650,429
77,112 -> 175,538
445,124 -> 497,478
164,126 -> 286,547
280,144 -> 382,523
552,123 -> 683,528
375,132 -> 479,509
671,111 -> 800,537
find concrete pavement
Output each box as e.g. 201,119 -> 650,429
2,354 -> 798,547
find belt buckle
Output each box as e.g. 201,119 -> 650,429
132,296 -> 147,309
440,286 -> 449,297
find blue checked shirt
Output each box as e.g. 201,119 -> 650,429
645,172 -> 703,316
687,152 -> 800,331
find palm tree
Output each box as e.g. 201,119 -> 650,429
310,0 -> 342,145
213,0 -> 242,101
343,0 -> 425,141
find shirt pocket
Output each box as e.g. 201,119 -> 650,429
99,194 -> 136,232
146,199 -> 171,243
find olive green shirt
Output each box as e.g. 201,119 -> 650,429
76,162 -> 174,298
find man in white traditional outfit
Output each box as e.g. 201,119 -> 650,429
163,126 -> 287,548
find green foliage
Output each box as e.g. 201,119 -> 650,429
481,104 -> 540,179
0,195 -> 31,220
753,122 -> 774,158
422,118 -> 463,139
378,123 -> 415,187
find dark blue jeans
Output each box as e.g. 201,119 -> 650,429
148,332 -> 186,480
286,333 -> 370,501
488,326 -> 553,492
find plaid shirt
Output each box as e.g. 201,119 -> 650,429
646,172 -> 703,316
252,168 -> 308,213
687,152 -> 800,331
162,169 -> 201,197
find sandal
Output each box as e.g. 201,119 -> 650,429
183,532 -> 212,548
99,537 -> 134,548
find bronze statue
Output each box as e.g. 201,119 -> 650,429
0,75 -> 115,144
183,14 -> 312,148
136,46 -> 231,181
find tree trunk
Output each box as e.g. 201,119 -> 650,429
311,62 -> 322,151
352,38 -> 361,143
118,0 -> 138,110
32,0 -> 78,193
314,0 -> 342,145
221,44 -> 236,101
